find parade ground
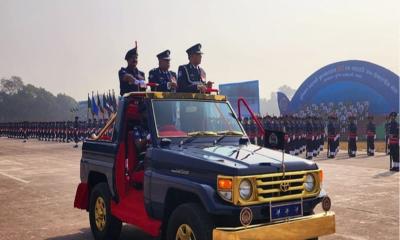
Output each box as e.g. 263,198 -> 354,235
0,138 -> 398,240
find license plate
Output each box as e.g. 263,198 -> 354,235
270,201 -> 303,221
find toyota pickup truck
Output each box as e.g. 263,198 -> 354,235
74,91 -> 335,240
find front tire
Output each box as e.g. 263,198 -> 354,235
89,183 -> 122,240
166,203 -> 214,240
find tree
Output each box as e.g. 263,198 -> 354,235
0,76 -> 24,95
0,76 -> 78,122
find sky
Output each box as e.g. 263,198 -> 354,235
0,0 -> 399,101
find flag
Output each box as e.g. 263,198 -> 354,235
264,130 -> 285,150
91,92 -> 99,116
97,91 -> 104,114
112,89 -> 117,112
87,93 -> 92,115
108,90 -> 114,112
103,93 -> 112,116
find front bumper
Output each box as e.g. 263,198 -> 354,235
213,211 -> 335,240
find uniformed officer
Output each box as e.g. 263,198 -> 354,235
312,117 -> 319,157
327,115 -> 337,158
388,112 -> 399,171
248,118 -> 257,144
305,117 -> 314,160
177,43 -> 213,93
385,116 -> 390,155
73,116 -> 79,148
242,117 -> 250,139
347,116 -> 357,157
366,115 -> 376,156
149,50 -> 177,92
119,43 -> 146,96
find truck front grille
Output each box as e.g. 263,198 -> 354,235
254,170 -> 320,203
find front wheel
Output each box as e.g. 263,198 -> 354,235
89,183 -> 122,240
166,203 -> 214,240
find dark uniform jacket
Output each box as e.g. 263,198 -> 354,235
177,64 -> 206,93
148,68 -> 177,92
327,121 -> 335,136
348,122 -> 357,138
389,120 -> 399,144
366,122 -> 376,136
119,67 -> 145,96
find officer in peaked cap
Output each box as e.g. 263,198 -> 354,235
385,115 -> 390,155
148,50 -> 177,92
347,115 -> 357,157
366,115 -> 376,156
119,42 -> 146,96
177,43 -> 213,93
388,112 -> 399,171
73,116 -> 79,148
327,115 -> 337,158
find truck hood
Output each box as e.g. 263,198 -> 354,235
166,143 -> 318,175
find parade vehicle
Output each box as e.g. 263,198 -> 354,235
74,87 -> 336,240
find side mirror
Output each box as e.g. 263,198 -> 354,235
160,138 -> 172,148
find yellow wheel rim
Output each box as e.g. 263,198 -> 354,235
176,224 -> 196,240
95,196 -> 106,231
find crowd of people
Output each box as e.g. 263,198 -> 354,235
296,101 -> 370,134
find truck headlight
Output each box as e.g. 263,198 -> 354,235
239,179 -> 253,200
218,178 -> 233,202
304,173 -> 316,192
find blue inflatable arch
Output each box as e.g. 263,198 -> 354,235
288,60 -> 399,114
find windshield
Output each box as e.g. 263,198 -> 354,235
152,100 -> 244,138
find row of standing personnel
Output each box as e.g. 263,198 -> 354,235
242,116 -> 326,160
1,113 -> 398,171
0,117 -> 106,148
240,113 -> 399,171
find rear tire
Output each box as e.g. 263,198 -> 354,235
89,183 -> 122,240
166,203 -> 214,240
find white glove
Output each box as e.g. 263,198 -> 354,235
139,80 -> 146,89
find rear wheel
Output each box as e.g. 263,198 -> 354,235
89,183 -> 122,240
166,203 -> 214,240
